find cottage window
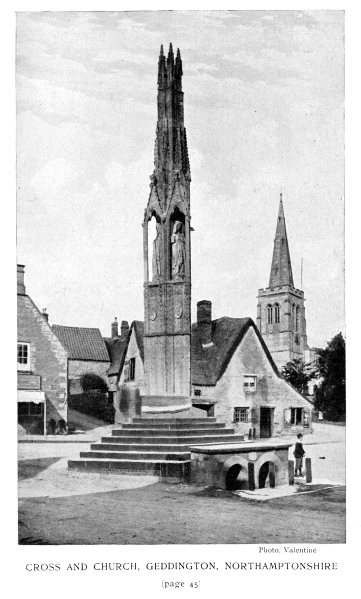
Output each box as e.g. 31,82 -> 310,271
17,342 -> 30,370
18,402 -> 43,416
243,375 -> 257,392
290,407 -> 303,425
234,407 -> 248,423
29,402 -> 43,416
129,358 -> 136,381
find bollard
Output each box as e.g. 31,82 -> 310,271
305,458 -> 312,483
248,462 -> 255,491
288,460 -> 294,485
269,462 -> 276,488
252,428 -> 256,440
248,428 -> 253,440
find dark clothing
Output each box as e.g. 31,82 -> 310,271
293,442 -> 305,458
293,440 -> 305,476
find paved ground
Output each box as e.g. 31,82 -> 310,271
18,419 -> 345,544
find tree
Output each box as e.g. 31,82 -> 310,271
281,358 -> 316,395
314,332 -> 345,422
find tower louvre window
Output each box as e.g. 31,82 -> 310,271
274,303 -> 280,323
295,306 -> 300,332
267,305 -> 273,324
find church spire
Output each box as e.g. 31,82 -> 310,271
269,193 -> 294,288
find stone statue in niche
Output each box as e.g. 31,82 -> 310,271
152,221 -> 162,281
171,221 -> 186,279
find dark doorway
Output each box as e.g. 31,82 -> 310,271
225,464 -> 243,491
260,407 -> 273,438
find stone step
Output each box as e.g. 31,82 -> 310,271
121,422 -> 225,430
68,458 -> 191,481
132,417 -> 216,424
101,434 -> 246,444
92,442 -> 194,452
80,450 -> 190,461
111,428 -> 236,437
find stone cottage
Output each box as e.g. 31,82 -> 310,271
52,323 -> 110,398
17,265 -> 68,434
110,300 -> 312,438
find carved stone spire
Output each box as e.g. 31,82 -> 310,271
153,43 -> 190,209
269,194 -> 294,288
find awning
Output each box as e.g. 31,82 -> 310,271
17,390 -> 45,404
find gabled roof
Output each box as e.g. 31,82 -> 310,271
104,321 -> 144,378
191,317 -> 279,386
52,325 -> 110,362
104,336 -> 129,376
106,316 -> 280,386
132,321 -> 144,362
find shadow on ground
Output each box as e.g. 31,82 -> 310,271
18,458 -> 62,480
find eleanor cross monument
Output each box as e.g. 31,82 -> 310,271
142,44 -> 192,415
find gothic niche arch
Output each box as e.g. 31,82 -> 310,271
169,207 -> 186,280
148,212 -> 162,283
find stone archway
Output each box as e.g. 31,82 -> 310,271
258,461 -> 273,488
256,451 -> 282,488
225,464 -> 243,491
221,456 -> 249,490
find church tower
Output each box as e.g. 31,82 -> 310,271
257,195 -> 308,369
142,44 -> 192,414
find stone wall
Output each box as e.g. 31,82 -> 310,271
68,360 -> 109,394
17,295 -> 68,427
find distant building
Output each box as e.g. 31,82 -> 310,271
111,300 -> 312,438
103,317 -> 130,403
17,265 -> 68,434
257,195 -> 308,370
52,324 -> 110,397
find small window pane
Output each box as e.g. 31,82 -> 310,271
17,343 -> 29,365
234,407 -> 248,423
29,402 -> 43,416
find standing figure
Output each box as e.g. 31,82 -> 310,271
293,433 -> 305,476
171,221 -> 186,279
152,221 -> 162,281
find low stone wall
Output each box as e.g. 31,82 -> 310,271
190,442 -> 291,490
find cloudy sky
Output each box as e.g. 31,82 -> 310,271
16,10 -> 344,347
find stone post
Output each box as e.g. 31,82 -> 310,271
248,462 -> 255,491
269,462 -> 276,488
288,460 -> 294,485
305,457 -> 312,483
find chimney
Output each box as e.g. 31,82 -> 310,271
197,300 -> 213,346
17,264 -> 26,295
111,317 -> 119,338
121,320 -> 130,339
42,309 -> 49,322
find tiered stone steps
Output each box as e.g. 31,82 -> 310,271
68,417 -> 246,481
